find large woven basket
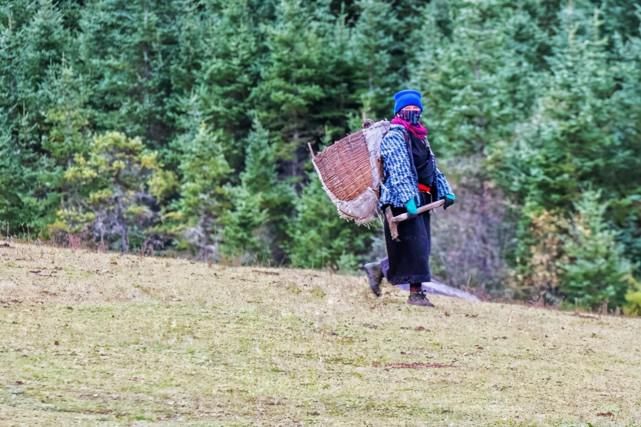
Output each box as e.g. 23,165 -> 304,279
310,120 -> 390,224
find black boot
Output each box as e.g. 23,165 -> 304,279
408,283 -> 435,307
407,291 -> 435,307
362,262 -> 383,297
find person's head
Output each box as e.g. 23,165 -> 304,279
393,89 -> 423,124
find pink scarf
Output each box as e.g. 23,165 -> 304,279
391,116 -> 428,141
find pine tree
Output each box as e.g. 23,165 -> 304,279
220,119 -> 294,263
497,5 -> 624,210
415,0 -> 520,160
0,119 -> 24,233
559,191 -> 635,311
0,0 -> 70,234
609,20 -> 641,273
41,62 -> 92,166
77,0 -> 180,145
166,0 -> 213,97
287,173 -> 375,270
251,0 -> 355,178
350,0 -> 398,119
388,0 -> 431,81
220,187 -> 268,264
194,0 -> 260,167
169,120 -> 232,259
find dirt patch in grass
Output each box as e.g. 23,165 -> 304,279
373,362 -> 456,369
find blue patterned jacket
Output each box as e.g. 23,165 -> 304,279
379,124 -> 419,208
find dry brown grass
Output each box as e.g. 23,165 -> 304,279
1,242 -> 640,426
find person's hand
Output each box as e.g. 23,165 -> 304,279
444,193 -> 456,210
405,198 -> 418,216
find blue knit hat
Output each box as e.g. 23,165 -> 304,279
393,89 -> 423,114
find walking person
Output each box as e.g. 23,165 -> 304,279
363,89 -> 455,307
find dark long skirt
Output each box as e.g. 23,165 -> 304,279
380,193 -> 432,285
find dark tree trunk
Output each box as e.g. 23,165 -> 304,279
115,194 -> 129,253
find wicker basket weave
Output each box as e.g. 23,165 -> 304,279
310,120 -> 390,224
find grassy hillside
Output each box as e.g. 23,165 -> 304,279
1,243 -> 640,426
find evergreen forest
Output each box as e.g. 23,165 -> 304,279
1,0 -> 640,313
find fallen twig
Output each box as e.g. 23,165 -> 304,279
251,269 -> 280,276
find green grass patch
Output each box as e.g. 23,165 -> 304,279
1,243 -> 640,425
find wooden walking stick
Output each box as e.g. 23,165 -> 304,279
385,199 -> 445,241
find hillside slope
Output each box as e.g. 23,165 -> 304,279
1,243 -> 640,426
